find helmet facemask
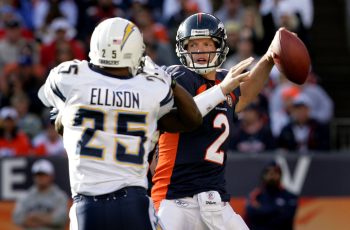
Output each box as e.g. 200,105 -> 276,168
176,36 -> 229,75
175,13 -> 230,75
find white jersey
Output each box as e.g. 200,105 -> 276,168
38,60 -> 173,196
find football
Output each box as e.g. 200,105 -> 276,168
272,28 -> 311,85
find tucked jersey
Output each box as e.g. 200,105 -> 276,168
152,65 -> 240,209
38,60 -> 174,196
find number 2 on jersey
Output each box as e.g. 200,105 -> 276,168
73,108 -> 147,165
204,113 -> 229,165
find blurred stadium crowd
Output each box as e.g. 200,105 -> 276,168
0,0 -> 334,157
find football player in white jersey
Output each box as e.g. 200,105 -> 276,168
38,17 -> 202,230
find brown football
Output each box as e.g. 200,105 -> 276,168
272,28 -> 311,85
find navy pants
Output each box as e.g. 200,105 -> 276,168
71,186 -> 161,230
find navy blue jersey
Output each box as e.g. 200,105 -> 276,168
246,187 -> 298,230
152,65 -> 240,209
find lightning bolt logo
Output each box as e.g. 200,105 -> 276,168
121,22 -> 135,50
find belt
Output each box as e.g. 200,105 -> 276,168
74,186 -> 146,202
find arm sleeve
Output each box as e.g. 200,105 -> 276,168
156,68 -> 174,119
158,86 -> 174,119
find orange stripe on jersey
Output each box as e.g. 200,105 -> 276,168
151,132 -> 180,211
196,84 -> 207,95
229,92 -> 236,103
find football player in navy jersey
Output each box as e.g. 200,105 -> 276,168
152,13 -> 277,230
38,17 -> 203,230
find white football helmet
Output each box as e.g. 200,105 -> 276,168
89,17 -> 145,75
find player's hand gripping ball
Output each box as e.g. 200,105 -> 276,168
270,28 -> 311,85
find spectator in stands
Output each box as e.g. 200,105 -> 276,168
289,0 -> 314,29
13,159 -> 68,230
0,5 -> 34,39
40,17 -> 85,71
163,0 -> 212,22
230,104 -> 275,153
223,30 -> 260,70
11,93 -> 43,140
269,78 -> 300,137
278,93 -> 330,152
0,38 -> 43,111
82,0 -> 125,43
224,20 -> 241,59
215,0 -> 245,24
133,6 -> 170,44
142,23 -> 178,66
301,72 -> 334,125
33,0 -> 78,42
0,18 -> 39,74
133,6 -> 178,66
245,161 -> 298,230
32,121 -> 65,157
241,5 -> 266,55
166,0 -> 200,49
0,106 -> 31,157
259,0 -> 310,49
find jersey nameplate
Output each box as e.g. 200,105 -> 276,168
90,88 -> 140,109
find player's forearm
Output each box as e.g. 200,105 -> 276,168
194,85 -> 226,117
172,83 -> 202,129
158,84 -> 202,132
236,54 -> 274,112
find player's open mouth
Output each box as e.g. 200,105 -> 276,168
196,58 -> 208,64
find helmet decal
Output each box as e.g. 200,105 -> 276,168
89,17 -> 145,75
121,22 -> 135,50
190,29 -> 210,36
197,12 -> 202,24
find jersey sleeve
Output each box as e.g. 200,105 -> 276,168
232,85 -> 241,104
37,61 -> 74,110
157,71 -> 174,119
166,65 -> 197,96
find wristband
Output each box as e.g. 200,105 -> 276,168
194,85 -> 226,117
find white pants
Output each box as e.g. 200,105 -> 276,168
158,191 -> 249,230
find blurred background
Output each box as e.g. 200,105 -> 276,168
0,0 -> 349,230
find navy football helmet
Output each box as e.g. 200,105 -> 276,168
176,13 -> 229,74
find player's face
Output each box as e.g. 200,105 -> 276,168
187,38 -> 217,65
263,167 -> 281,188
34,173 -> 53,191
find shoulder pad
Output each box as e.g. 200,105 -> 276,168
53,60 -> 81,75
